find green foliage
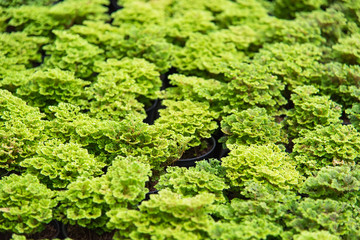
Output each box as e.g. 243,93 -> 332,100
111,1 -> 165,27
5,0 -> 109,36
108,25 -> 173,72
222,144 -> 303,189
300,165 -> 360,199
164,10 -> 217,44
43,30 -> 104,79
155,100 -> 218,148
220,107 -> 286,147
162,74 -> 228,116
20,140 -> 105,189
156,159 -> 228,203
319,62 -> 360,108
273,0 -> 328,19
0,174 -> 57,234
0,89 -> 45,170
346,103 -> 360,130
293,231 -> 341,240
110,190 -> 215,240
57,156 -> 151,230
223,63 -> 287,113
0,32 -> 48,70
209,217 -> 283,240
292,124 -> 360,173
253,43 -> 324,88
93,57 -> 161,101
288,198 -> 360,237
333,33 -> 360,65
10,68 -> 90,109
45,104 -> 186,171
172,30 -> 248,76
0,0 -> 56,7
284,85 -> 342,137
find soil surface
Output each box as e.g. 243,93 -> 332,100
180,138 -> 213,160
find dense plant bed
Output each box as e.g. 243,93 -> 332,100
1,0 -> 360,239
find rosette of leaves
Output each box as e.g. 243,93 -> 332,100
223,63 -> 287,113
108,24 -> 173,72
0,32 -> 48,69
273,0 -> 328,19
93,57 -> 161,103
155,99 -> 218,149
209,181 -> 298,239
319,62 -> 360,108
0,89 -> 45,170
20,140 -> 105,189
287,198 -> 360,238
222,144 -> 303,189
162,74 -> 228,116
296,9 -> 357,45
284,85 -> 342,137
220,107 -> 286,148
293,231 -> 341,240
214,0 -> 268,28
209,217 -> 283,240
300,165 -> 360,200
69,21 -> 125,58
172,30 -> 248,76
331,0 -> 360,26
109,190 -> 215,240
333,33 -> 360,65
111,1 -> 165,27
5,0 -> 109,37
156,159 -> 228,203
57,156 -> 151,231
45,104 -> 186,171
43,30 -> 104,79
0,174 -> 57,234
11,68 -> 90,110
292,124 -> 360,173
164,10 -> 217,45
252,43 -> 324,88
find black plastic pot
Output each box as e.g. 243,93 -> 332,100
144,99 -> 159,125
174,136 -> 216,168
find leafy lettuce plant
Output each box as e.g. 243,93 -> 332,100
43,30 -> 104,79
273,0 -> 328,19
284,85 -> 342,137
293,231 -> 341,240
222,144 -> 303,189
0,32 -> 48,73
210,181 -> 298,240
56,156 -> 151,231
0,174 -> 57,234
220,107 -> 286,148
223,63 -> 287,114
155,99 -> 218,149
332,33 -> 360,65
10,68 -> 90,110
0,89 -> 45,170
5,0 -> 109,37
300,165 -> 360,200
109,190 -> 215,240
156,159 -> 229,203
319,62 -> 360,108
162,74 -> 228,116
252,43 -> 324,88
93,57 -> 161,103
20,140 -> 105,189
45,104 -> 186,172
292,124 -> 360,173
346,103 -> 360,131
287,198 -> 360,238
